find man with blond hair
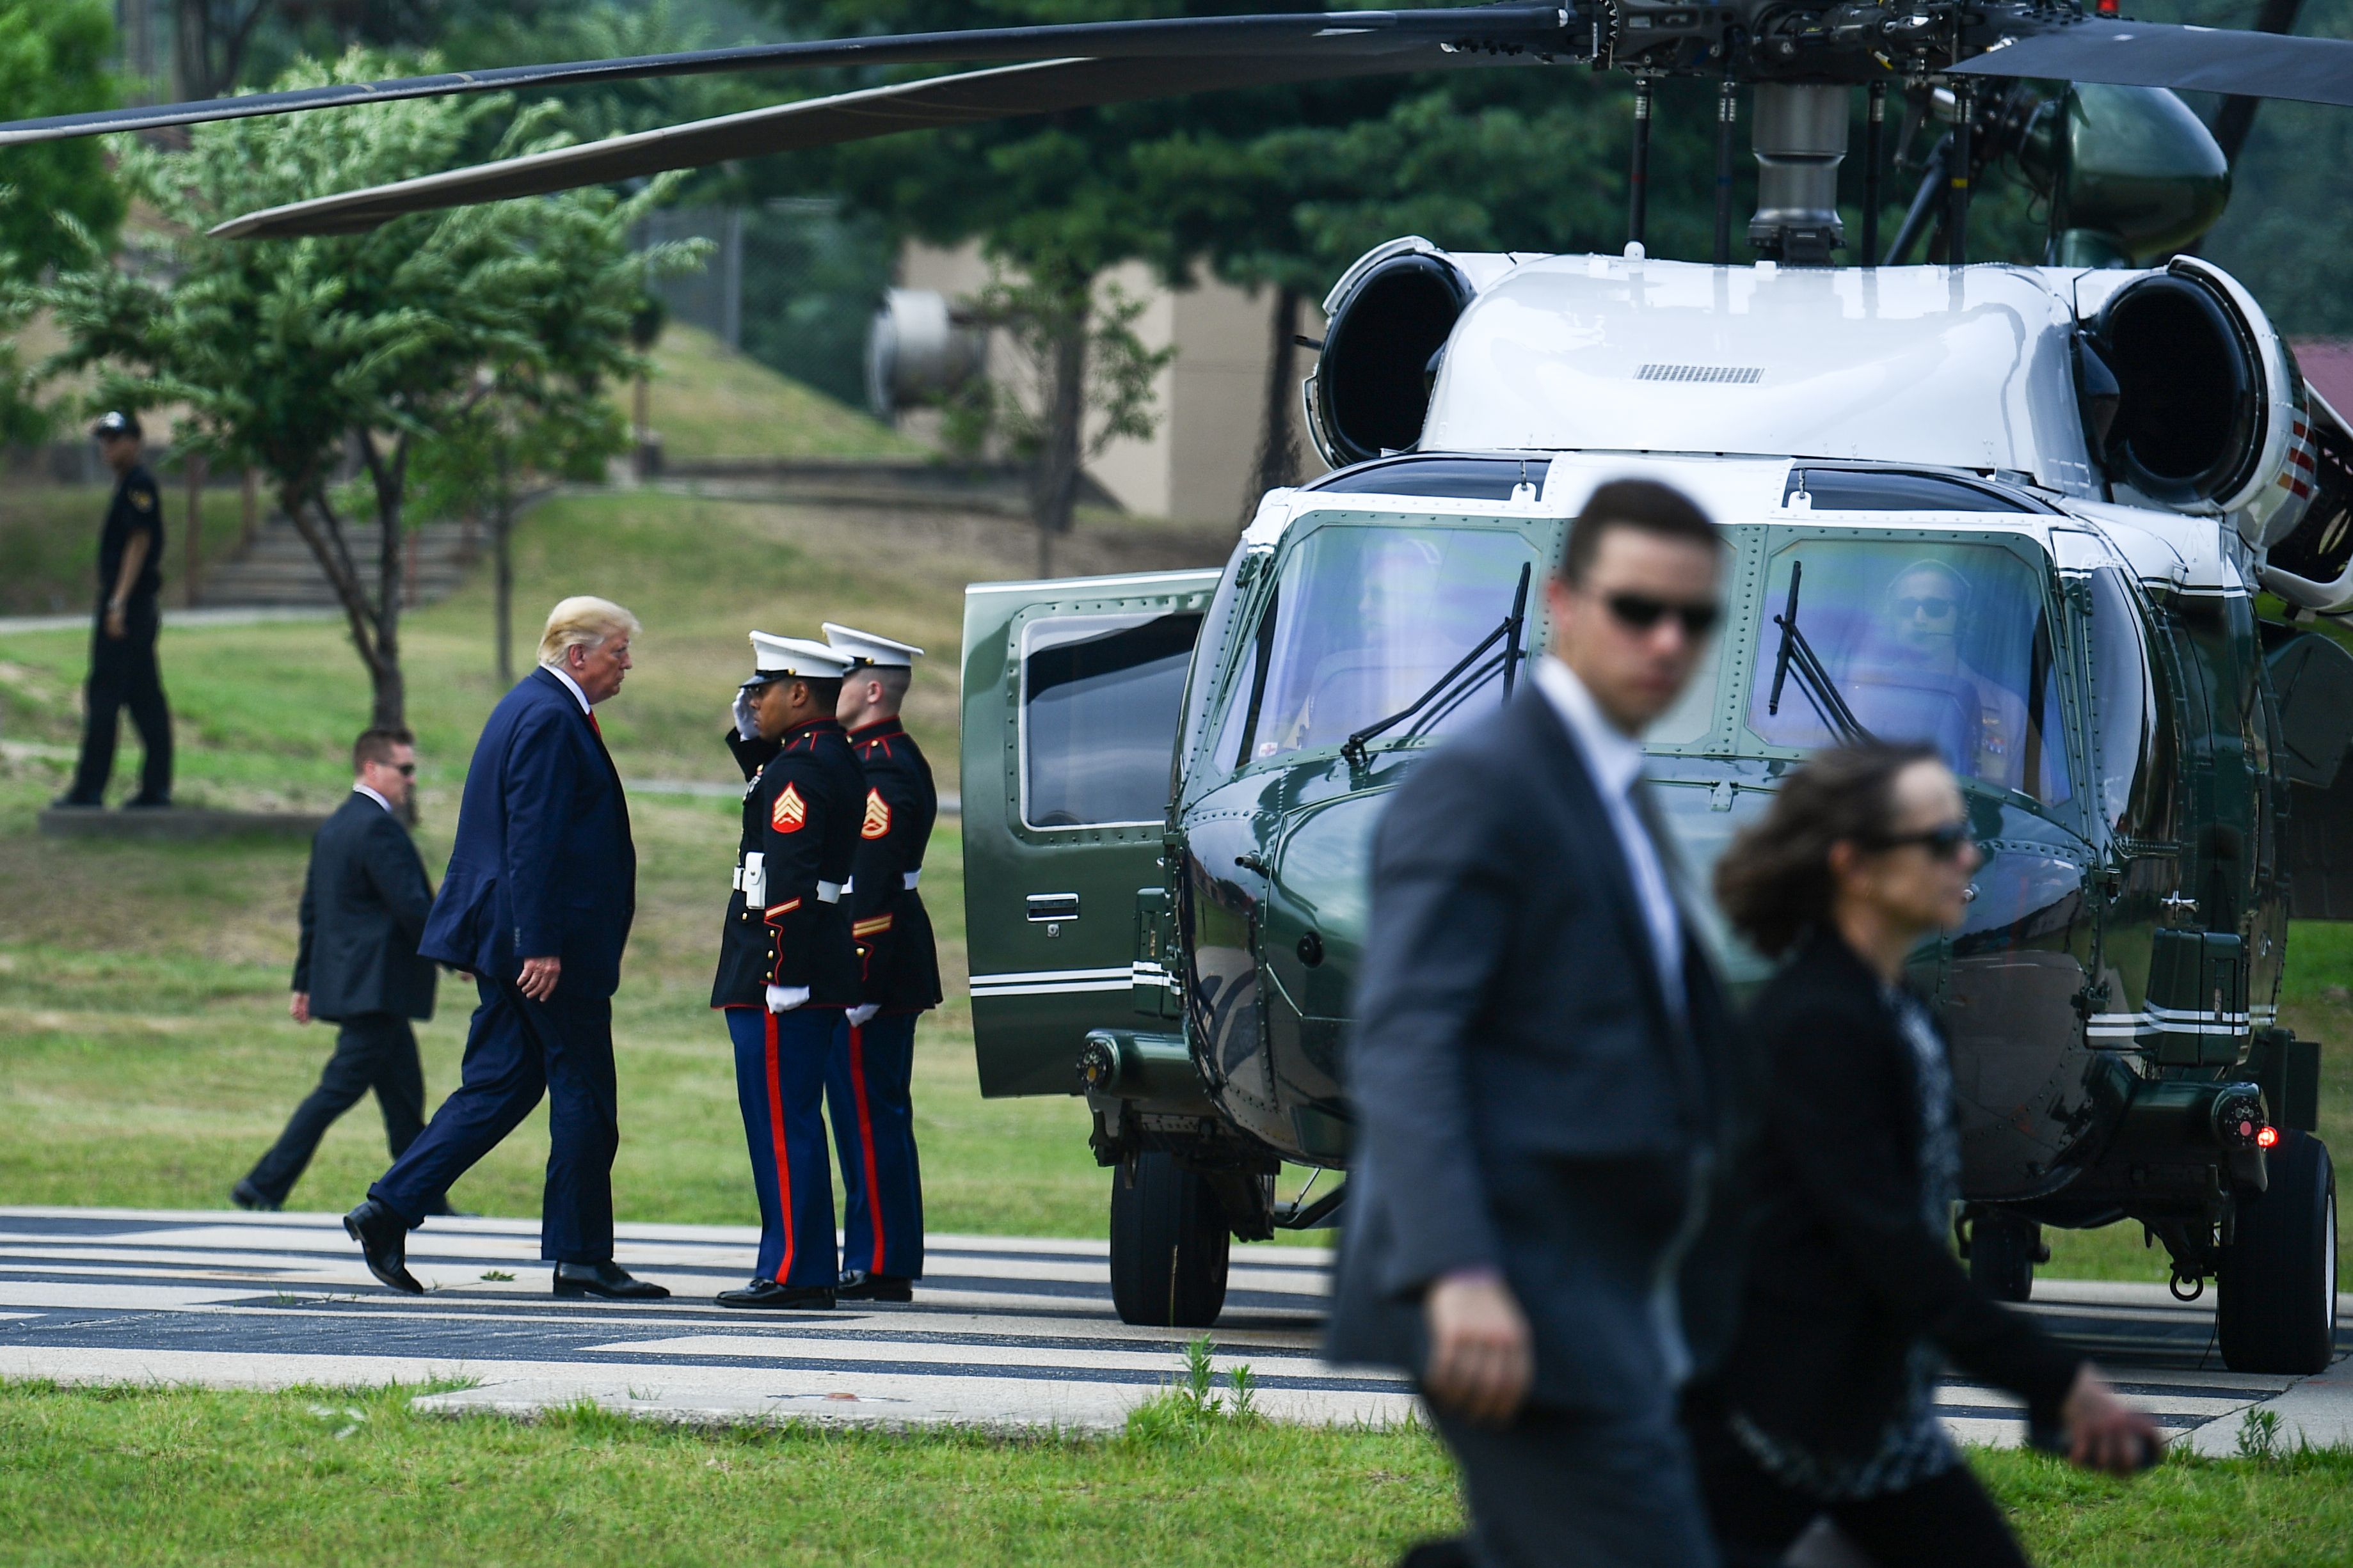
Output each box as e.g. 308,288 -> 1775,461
344,596 -> 666,1301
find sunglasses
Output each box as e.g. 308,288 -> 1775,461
1866,820 -> 1973,860
1895,596 -> 1957,620
1604,592 -> 1720,637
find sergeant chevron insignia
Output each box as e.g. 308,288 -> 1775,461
772,782 -> 807,833
861,788 -> 891,840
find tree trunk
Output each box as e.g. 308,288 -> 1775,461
288,482 -> 399,729
1245,286 -> 1304,524
493,449 -> 516,686
1030,284 -> 1090,576
360,435 -> 408,731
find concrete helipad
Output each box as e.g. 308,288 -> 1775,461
0,1207 -> 2340,1445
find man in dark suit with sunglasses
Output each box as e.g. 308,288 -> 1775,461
235,728 -> 440,1213
1329,479 -> 1760,1568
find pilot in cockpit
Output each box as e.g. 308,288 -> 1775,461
1873,559 -> 2029,792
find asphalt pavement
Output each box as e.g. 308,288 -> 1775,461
0,1207 -> 2338,1443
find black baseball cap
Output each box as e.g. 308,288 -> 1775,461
92,411 -> 141,440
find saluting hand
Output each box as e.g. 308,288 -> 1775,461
1423,1271 -> 1535,1425
518,955 -> 561,1001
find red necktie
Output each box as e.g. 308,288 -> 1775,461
587,711 -> 602,738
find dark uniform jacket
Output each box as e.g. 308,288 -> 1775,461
97,464 -> 164,610
419,667 -> 637,999
1325,685 -> 1761,1414
845,717 -> 942,1013
710,717 -> 863,1009
1705,930 -> 2082,1456
295,791 -> 438,1022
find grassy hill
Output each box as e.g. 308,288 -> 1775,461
628,323 -> 932,463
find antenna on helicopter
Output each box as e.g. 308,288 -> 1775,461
1627,75 -> 1654,255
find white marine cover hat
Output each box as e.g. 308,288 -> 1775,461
742,631 -> 852,690
822,622 -> 925,669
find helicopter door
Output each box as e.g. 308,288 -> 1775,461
960,569 -> 1221,1098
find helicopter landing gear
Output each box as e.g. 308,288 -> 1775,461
1966,1210 -> 2046,1304
2218,1132 -> 2339,1375
1109,1151 -> 1230,1327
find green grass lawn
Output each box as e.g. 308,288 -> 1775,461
629,324 -> 931,464
0,1381 -> 2342,1568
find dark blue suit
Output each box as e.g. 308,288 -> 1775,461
372,667 -> 637,1263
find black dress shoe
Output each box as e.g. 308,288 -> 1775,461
1396,1540 -> 1476,1568
715,1278 -> 835,1310
553,1261 -> 669,1300
344,1200 -> 422,1294
49,795 -> 101,810
835,1269 -> 913,1303
230,1180 -> 280,1212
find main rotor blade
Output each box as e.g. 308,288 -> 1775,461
0,6 -> 1574,148
214,47 -> 1542,241
1952,17 -> 2353,109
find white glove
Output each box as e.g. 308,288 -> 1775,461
765,984 -> 810,1013
846,1002 -> 881,1027
733,690 -> 760,741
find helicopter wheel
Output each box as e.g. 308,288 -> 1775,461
1969,1212 -> 2043,1304
1108,1151 -> 1231,1328
2218,1132 -> 2339,1375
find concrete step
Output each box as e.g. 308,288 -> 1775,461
194,519 -> 479,611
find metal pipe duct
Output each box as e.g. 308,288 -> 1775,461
1749,82 -> 1848,265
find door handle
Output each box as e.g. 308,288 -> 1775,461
1027,893 -> 1080,923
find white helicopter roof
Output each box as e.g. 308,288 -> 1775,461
1419,255 -> 2101,498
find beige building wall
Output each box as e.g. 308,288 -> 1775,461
899,242 -> 1326,523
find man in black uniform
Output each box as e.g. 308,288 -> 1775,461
235,727 -> 439,1212
712,633 -> 865,1311
822,623 -> 943,1302
57,411 -> 172,809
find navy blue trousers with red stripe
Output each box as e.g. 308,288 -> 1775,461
726,1004 -> 840,1288
827,1012 -> 925,1279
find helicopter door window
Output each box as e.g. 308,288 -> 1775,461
1019,610 -> 1202,829
2086,567 -> 2160,832
1210,523 -> 1542,772
1746,539 -> 2073,805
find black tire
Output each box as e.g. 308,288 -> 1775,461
1108,1152 -> 1231,1327
2219,1131 -> 2339,1375
1970,1211 -> 2040,1303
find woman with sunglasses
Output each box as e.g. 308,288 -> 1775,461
1695,741 -> 2159,1567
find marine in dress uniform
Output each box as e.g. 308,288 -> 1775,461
713,633 -> 866,1311
822,624 -> 945,1302
57,411 -> 173,809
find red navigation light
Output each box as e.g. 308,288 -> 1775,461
2256,1125 -> 2281,1150
2096,0 -> 2121,13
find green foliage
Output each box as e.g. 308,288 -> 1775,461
940,267 -> 1174,475
1124,1336 -> 1264,1446
2237,1406 -> 2286,1463
0,0 -> 124,282
36,47 -> 698,723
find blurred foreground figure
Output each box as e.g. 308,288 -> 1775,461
1329,481 -> 1757,1568
824,622 -> 943,1303
235,729 -> 437,1212
56,411 -> 171,810
1698,744 -> 2160,1568
344,597 -> 662,1302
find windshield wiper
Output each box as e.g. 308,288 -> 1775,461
1343,562 -> 1532,768
1767,560 -> 1873,745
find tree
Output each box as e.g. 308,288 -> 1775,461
410,367 -> 631,686
42,49 -> 696,727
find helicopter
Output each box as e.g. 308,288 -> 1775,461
10,3 -> 2353,1374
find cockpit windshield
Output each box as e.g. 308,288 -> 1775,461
1212,523 -> 1540,772
1747,539 -> 2073,804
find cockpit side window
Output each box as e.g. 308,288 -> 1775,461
1746,537 -> 2073,805
1209,523 -> 1540,773
2086,567 -> 2164,835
